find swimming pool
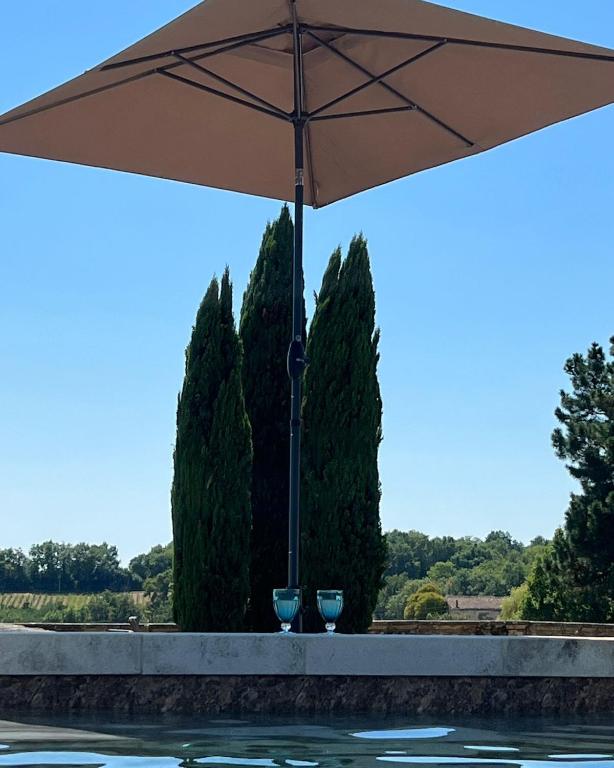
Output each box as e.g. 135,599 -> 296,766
0,715 -> 613,768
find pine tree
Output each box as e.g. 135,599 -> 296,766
301,236 -> 387,633
172,268 -> 252,631
523,338 -> 614,621
239,206 -> 305,631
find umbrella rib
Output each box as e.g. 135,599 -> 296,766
152,30 -> 294,80
308,41 -> 446,120
100,26 -> 293,71
0,70 -> 155,129
288,8 -> 318,206
304,123 -> 318,207
158,69 -> 291,122
305,31 -> 474,147
176,29 -> 292,68
171,53 -> 291,119
310,105 -> 415,121
305,24 -> 614,64
298,39 -> 318,206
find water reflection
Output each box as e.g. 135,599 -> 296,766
0,754 -> 181,767
195,759 -> 277,767
465,748 -> 520,753
352,729 -> 454,741
378,758 -> 614,768
0,715 -> 613,768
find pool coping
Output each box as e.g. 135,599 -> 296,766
1,632 -> 613,677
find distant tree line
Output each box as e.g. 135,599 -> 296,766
0,540 -> 172,596
376,530 -> 547,619
1,530 -> 546,624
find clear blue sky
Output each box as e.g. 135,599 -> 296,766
1,1 -> 613,563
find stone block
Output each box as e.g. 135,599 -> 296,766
141,632 -> 305,675
0,632 -> 141,675
303,634 -> 504,676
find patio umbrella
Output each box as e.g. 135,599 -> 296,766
1,0 -> 614,606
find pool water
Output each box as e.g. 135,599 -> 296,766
0,715 -> 613,768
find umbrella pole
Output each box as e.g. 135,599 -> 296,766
287,5 -> 305,629
288,119 -> 304,596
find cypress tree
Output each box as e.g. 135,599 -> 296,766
302,236 -> 387,633
523,338 -> 614,621
239,205 -> 305,631
172,268 -> 252,631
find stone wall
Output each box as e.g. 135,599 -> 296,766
370,620 -> 614,636
21,620 -> 614,636
1,675 -> 614,715
2,632 -> 614,716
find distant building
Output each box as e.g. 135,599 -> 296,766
446,595 -> 503,621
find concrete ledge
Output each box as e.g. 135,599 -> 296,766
2,632 -> 614,678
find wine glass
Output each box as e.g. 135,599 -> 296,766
317,589 -> 344,634
272,588 -> 301,633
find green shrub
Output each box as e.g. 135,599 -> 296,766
404,584 -> 449,620
77,591 -> 141,622
500,582 -> 529,620
413,582 -> 442,596
405,591 -> 449,620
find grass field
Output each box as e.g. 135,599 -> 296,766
0,591 -> 147,610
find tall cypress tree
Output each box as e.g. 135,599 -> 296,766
172,268 -> 252,631
523,337 -> 614,622
239,205 -> 305,630
302,236 -> 387,633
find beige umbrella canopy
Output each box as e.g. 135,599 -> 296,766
1,0 -> 614,207
2,0 -> 613,603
